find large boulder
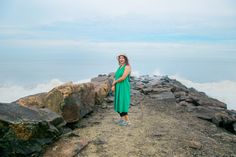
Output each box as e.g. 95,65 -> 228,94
16,82 -> 96,123
0,103 -> 65,157
91,74 -> 113,105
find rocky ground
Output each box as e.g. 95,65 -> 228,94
43,96 -> 236,157
2,74 -> 236,157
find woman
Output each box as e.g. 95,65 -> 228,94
112,54 -> 131,126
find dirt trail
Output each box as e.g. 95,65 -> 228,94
43,98 -> 236,157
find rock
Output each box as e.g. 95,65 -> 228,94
188,140 -> 202,149
204,110 -> 232,133
131,89 -> 141,96
233,122 -> 236,132
16,82 -> 96,123
187,90 -> 227,109
149,92 -> 175,101
141,87 -> 172,95
132,81 -> 144,90
213,133 -> 236,143
177,101 -> 196,112
101,102 -> 108,109
131,99 -> 139,106
93,137 -> 107,145
104,96 -> 114,103
192,106 -> 221,121
17,92 -> 48,108
91,74 -> 113,105
212,112 -> 235,127
179,101 -> 193,107
174,91 -> 187,98
0,103 -> 65,157
43,134 -> 89,157
152,131 -> 167,138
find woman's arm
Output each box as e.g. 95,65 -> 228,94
112,65 -> 131,86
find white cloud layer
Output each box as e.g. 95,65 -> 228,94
0,78 -> 91,103
1,39 -> 235,59
0,76 -> 235,110
1,0 -> 236,25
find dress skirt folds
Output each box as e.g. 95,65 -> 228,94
114,64 -> 130,113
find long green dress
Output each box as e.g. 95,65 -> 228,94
114,64 -> 131,113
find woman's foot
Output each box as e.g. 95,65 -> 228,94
119,120 -> 129,126
114,118 -> 124,124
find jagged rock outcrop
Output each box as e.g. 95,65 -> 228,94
16,82 -> 96,123
130,75 -> 236,134
2,73 -> 236,157
0,103 -> 65,157
43,74 -> 236,157
14,74 -> 236,134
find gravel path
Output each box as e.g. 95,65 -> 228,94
44,97 -> 236,157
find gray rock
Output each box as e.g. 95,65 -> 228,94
93,137 -> 107,145
0,103 -> 65,157
104,96 -> 114,103
212,112 -> 235,127
174,91 -> 187,98
188,140 -> 202,149
149,92 -> 175,101
131,89 -> 141,96
192,106 -> 221,120
187,91 -> 227,109
141,87 -> 172,95
233,122 -> 236,132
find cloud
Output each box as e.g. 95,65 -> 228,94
152,69 -> 163,76
0,78 -> 92,103
0,79 -> 64,103
1,39 -> 236,57
131,70 -> 141,77
1,0 -> 236,26
1,0 -> 236,45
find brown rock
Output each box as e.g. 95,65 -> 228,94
16,82 -> 96,123
188,140 -> 202,149
91,75 -> 113,105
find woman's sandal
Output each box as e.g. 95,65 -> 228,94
119,120 -> 129,126
114,119 -> 123,124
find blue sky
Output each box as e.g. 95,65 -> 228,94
1,0 -> 236,82
0,0 -> 236,42
0,0 -> 236,77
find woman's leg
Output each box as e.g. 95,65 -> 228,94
120,112 -> 128,121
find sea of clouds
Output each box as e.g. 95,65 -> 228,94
0,78 -> 90,103
0,72 -> 235,110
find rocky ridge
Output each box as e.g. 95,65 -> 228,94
0,73 -> 235,157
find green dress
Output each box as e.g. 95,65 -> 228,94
114,64 -> 130,113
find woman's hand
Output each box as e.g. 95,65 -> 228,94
111,85 -> 115,92
112,80 -> 117,86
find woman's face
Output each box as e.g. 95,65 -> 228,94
118,55 -> 126,65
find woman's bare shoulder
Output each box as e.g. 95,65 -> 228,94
125,65 -> 131,68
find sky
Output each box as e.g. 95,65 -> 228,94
0,0 -> 236,109
1,0 -> 236,81
0,0 -> 236,43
